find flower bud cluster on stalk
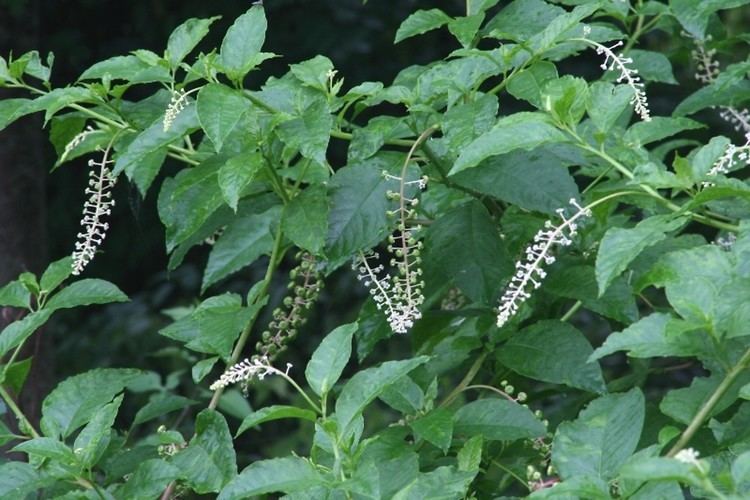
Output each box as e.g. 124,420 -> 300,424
163,87 -> 198,131
580,27 -> 651,121
354,171 -> 428,334
209,355 -> 292,391
255,252 -> 322,361
496,199 -> 592,327
71,144 -> 117,275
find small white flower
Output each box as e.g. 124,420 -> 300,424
496,199 -> 591,327
61,125 -> 96,163
674,447 -> 703,470
163,88 -> 196,132
71,146 -> 116,275
209,356 -> 291,391
704,133 -> 750,185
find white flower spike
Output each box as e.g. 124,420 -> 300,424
704,133 -> 750,186
497,199 -> 592,327
209,356 -> 292,391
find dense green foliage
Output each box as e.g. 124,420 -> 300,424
2,0 -> 750,498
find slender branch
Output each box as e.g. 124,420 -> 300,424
440,352 -> 488,408
667,346 -> 750,457
0,385 -> 40,438
462,384 -> 517,402
560,301 -> 583,322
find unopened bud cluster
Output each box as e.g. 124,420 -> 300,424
71,147 -> 116,275
581,28 -> 650,122
354,172 -> 428,334
61,125 -> 95,162
497,199 -> 591,327
163,88 -> 194,132
209,355 -> 292,391
255,252 -> 321,360
440,287 -> 467,311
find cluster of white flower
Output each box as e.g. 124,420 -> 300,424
497,199 -> 591,327
690,36 -> 750,134
61,125 -> 96,162
209,356 -> 292,391
163,88 -> 191,132
674,448 -> 703,470
704,133 -> 750,185
71,147 -> 117,275
353,172 -> 428,334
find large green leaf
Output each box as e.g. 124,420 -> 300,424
0,309 -> 52,358
449,112 -> 568,174
45,279 -> 128,311
72,394 -> 123,468
0,279 -> 30,309
451,146 -> 580,215
506,61 -> 558,108
596,215 -> 688,296
335,357 -> 429,436
586,82 -> 633,133
79,55 -> 171,83
202,205 -> 280,292
166,16 -> 220,67
0,98 -> 33,133
236,405 -> 317,437
219,5 -> 267,81
276,100 -> 332,164
670,0 -> 750,38
660,372 -> 750,425
498,320 -> 605,393
197,83 -> 252,153
0,462 -> 42,498
453,399 -> 545,441
282,184 -> 329,256
484,0 -> 564,41
132,393 -> 196,426
40,368 -> 141,439
12,437 -> 76,463
552,388 -> 644,480
218,457 -> 324,500
217,150 -> 263,211
305,322 -> 357,397
391,466 -> 475,500
116,459 -> 181,500
410,408 -> 454,453
423,201 -> 511,304
394,9 -> 452,43
39,256 -> 74,294
172,409 -> 237,494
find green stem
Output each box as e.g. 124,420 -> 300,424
0,343 -> 25,384
440,352 -> 488,408
277,371 -> 322,414
208,228 -> 286,410
0,385 -> 40,438
667,346 -> 750,457
491,459 -> 530,491
330,129 -> 414,148
560,301 -> 582,322
462,384 -> 516,402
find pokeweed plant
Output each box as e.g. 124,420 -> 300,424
3,0 -> 750,498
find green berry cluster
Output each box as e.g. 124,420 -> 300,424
254,252 -> 322,360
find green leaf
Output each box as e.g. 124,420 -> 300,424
0,279 -> 31,309
23,87 -> 94,124
0,98 -> 32,133
13,436 -> 76,463
423,201 -> 511,304
448,14 -> 485,48
202,205 -> 280,292
0,310 -> 53,358
0,420 -> 16,447
619,457 -> 701,485
114,105 -> 199,194
506,61 -> 558,108
116,459 -> 180,500
166,16 -> 220,67
335,356 -> 429,435
217,150 -> 263,211
39,256 -> 74,294
660,372 -> 750,425
453,399 -> 545,441
45,279 -> 128,311
441,93 -> 498,151
282,184 -> 329,255
172,409 -> 237,494
72,394 -> 123,468
79,55 -> 171,83
40,368 -> 141,439
290,55 -> 334,91
552,388 -> 644,480
449,112 -> 568,174
379,375 -> 424,415
596,215 -> 688,296
220,5 -> 267,81
394,9 -> 452,44
276,100 -> 332,164
410,408 -> 453,453
197,83 -> 252,153
391,466 -> 475,500
541,75 -> 589,126
325,153 -> 402,266
0,462 -> 41,499
451,146 -> 580,215
484,0 -> 564,41
629,49 -> 677,84
590,313 -> 709,360
669,0 -> 750,38
133,393 -> 196,426
587,82 -> 634,133
218,457 -> 324,500
305,322 -> 357,397
624,117 -> 703,147
237,405 -> 317,436
498,320 -> 606,393
528,475 -> 610,499
457,435 -> 483,472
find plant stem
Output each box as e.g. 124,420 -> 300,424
0,385 -> 40,438
462,384 -> 517,402
208,228 -> 286,410
667,346 -> 750,457
560,301 -> 582,322
440,352 -> 488,408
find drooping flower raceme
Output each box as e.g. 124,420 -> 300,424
579,29 -> 651,122
163,88 -> 198,132
704,133 -> 750,185
209,356 -> 292,391
71,144 -> 116,275
497,199 -> 592,327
